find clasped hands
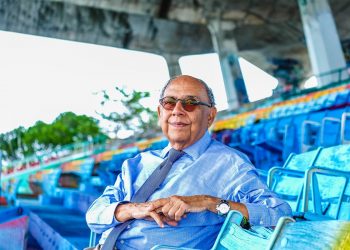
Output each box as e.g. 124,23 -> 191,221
115,195 -> 217,227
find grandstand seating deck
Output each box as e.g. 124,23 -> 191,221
1,82 -> 350,249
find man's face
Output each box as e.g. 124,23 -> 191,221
157,76 -> 217,150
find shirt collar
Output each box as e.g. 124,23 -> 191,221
161,131 -> 212,160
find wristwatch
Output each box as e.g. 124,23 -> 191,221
216,199 -> 230,216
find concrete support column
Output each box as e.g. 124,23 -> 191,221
208,19 -> 241,110
298,0 -> 348,86
163,53 -> 182,77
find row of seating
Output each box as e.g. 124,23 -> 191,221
212,83 -> 350,172
214,106 -> 350,171
1,140 -> 94,175
213,83 -> 350,131
269,85 -> 350,119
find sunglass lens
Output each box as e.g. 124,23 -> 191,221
162,97 -> 177,110
182,98 -> 197,112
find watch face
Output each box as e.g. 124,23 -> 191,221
219,203 -> 230,214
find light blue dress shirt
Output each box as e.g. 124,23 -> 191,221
86,132 -> 292,249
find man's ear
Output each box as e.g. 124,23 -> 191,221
208,107 -> 217,127
157,106 -> 162,127
157,105 -> 161,118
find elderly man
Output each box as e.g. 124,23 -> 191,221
86,75 -> 292,249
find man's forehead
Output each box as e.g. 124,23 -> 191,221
164,95 -> 200,99
164,78 -> 207,97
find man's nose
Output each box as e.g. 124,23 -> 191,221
172,101 -> 185,115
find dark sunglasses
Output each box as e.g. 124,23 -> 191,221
159,96 -> 212,112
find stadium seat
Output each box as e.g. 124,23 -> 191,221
301,120 -> 321,152
302,144 -> 350,220
268,144 -> 350,220
320,116 -> 341,147
267,148 -> 322,212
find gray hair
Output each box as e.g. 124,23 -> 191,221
159,76 -> 216,106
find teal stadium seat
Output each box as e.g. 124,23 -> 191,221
268,148 -> 322,212
268,145 -> 350,220
303,144 -> 350,220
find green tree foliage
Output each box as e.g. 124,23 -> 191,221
0,127 -> 26,160
98,86 -> 160,139
0,112 -> 108,161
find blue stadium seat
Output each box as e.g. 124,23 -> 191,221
301,119 -> 322,152
320,116 -> 341,147
302,144 -> 350,220
254,116 -> 297,161
268,144 -> 350,220
268,148 -> 322,212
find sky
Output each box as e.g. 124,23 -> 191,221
0,30 -> 278,136
0,31 -> 168,136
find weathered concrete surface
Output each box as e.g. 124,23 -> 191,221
0,0 -> 213,56
0,0 -> 349,88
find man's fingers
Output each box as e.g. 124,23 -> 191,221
165,220 -> 178,227
155,207 -> 163,214
148,211 -> 164,228
161,203 -> 171,215
167,204 -> 181,220
151,198 -> 169,209
158,214 -> 178,227
174,207 -> 186,221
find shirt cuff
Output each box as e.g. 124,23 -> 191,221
244,203 -> 272,227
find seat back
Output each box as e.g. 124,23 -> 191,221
307,144 -> 350,220
320,117 -> 341,147
269,148 -> 322,212
301,120 -> 321,152
211,211 -> 273,250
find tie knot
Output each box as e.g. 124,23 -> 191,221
168,148 -> 185,163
